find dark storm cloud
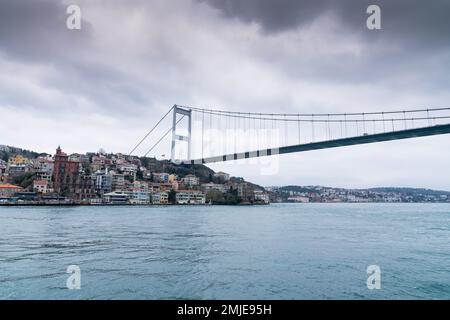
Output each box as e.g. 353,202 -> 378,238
203,0 -> 450,49
199,0 -> 450,93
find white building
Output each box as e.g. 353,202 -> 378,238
103,191 -> 130,204
287,196 -> 309,203
254,190 -> 270,203
213,171 -> 230,182
176,190 -> 206,204
118,164 -> 137,178
33,180 -> 51,194
181,174 -> 199,187
130,188 -> 151,204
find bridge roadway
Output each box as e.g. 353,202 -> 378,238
178,123 -> 450,165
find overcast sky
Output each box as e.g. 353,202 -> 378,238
1,0 -> 449,189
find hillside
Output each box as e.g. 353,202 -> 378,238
0,144 -> 266,192
269,185 -> 450,203
0,145 -> 45,162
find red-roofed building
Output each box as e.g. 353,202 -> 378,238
0,183 -> 23,198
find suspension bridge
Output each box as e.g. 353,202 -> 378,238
129,105 -> 450,165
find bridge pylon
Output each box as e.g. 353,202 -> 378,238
171,105 -> 192,163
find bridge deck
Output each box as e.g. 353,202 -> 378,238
179,123 -> 450,165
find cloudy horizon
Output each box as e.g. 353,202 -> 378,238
1,0 -> 450,190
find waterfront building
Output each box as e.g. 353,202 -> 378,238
152,191 -> 169,204
229,181 -> 253,201
130,188 -> 151,204
253,190 -> 270,204
53,146 -> 80,196
287,195 -> 309,203
75,174 -> 96,200
0,183 -> 23,198
176,190 -> 206,204
103,191 -> 130,204
14,192 -> 38,201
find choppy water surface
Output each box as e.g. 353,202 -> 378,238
0,203 -> 449,299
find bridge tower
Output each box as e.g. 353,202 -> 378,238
171,105 -> 192,162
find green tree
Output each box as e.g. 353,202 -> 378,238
12,172 -> 35,189
206,190 -> 224,203
168,189 -> 177,204
1,152 -> 9,162
136,168 -> 143,180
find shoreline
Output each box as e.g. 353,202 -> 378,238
1,202 -> 449,207
0,202 -> 270,207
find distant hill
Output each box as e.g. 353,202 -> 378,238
0,144 -> 46,162
269,185 -> 450,203
275,185 -> 450,195
367,187 -> 450,197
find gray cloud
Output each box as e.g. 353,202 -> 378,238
0,0 -> 92,62
200,0 -> 450,94
203,0 -> 450,47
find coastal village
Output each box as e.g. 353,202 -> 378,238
1,144 -> 449,205
267,186 -> 450,203
0,145 -> 269,205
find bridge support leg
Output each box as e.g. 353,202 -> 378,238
171,105 -> 192,163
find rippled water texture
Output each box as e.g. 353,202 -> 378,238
0,203 -> 449,299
